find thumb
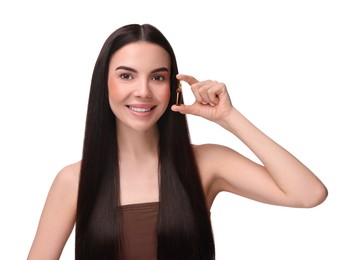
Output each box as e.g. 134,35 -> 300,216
171,104 -> 195,115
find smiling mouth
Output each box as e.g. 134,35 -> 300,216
127,105 -> 155,113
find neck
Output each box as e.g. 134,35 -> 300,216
117,125 -> 159,160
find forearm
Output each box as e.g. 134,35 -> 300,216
217,108 -> 327,207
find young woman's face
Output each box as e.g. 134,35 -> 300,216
108,41 -> 171,133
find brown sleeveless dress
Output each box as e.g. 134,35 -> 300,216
120,202 -> 159,260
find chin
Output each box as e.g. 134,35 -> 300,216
122,121 -> 158,134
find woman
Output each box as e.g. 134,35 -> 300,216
28,24 -> 327,260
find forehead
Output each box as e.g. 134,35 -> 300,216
109,41 -> 171,70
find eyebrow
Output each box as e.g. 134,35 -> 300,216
115,66 -> 169,74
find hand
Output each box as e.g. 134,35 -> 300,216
171,74 -> 234,123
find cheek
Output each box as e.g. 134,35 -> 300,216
108,84 -> 124,115
108,78 -> 126,103
160,86 -> 171,105
108,94 -> 119,116
108,87 -> 118,105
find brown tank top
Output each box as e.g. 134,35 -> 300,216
120,202 -> 159,260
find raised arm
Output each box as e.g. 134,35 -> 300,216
28,163 -> 79,259
172,74 -> 327,208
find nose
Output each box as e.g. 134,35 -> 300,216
134,79 -> 152,99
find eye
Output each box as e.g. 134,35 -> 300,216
152,75 -> 165,81
120,74 -> 133,80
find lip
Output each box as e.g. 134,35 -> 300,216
126,104 -> 156,117
127,104 -> 155,109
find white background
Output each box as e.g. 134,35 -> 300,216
1,0 -> 348,259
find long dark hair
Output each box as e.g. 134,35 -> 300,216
75,24 -> 215,259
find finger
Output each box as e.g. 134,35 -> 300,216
206,82 -> 223,105
197,84 -> 211,105
191,83 -> 207,104
197,81 -> 220,106
191,80 -> 218,105
176,74 -> 199,85
171,104 -> 192,114
176,74 -> 206,104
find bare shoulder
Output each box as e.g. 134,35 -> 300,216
193,143 -> 240,170
27,161 -> 81,259
192,144 -> 240,207
193,143 -> 235,157
49,161 -> 81,201
54,161 -> 81,191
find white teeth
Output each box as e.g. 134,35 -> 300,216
129,106 -> 152,112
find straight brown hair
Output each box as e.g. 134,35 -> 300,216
75,24 -> 215,259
